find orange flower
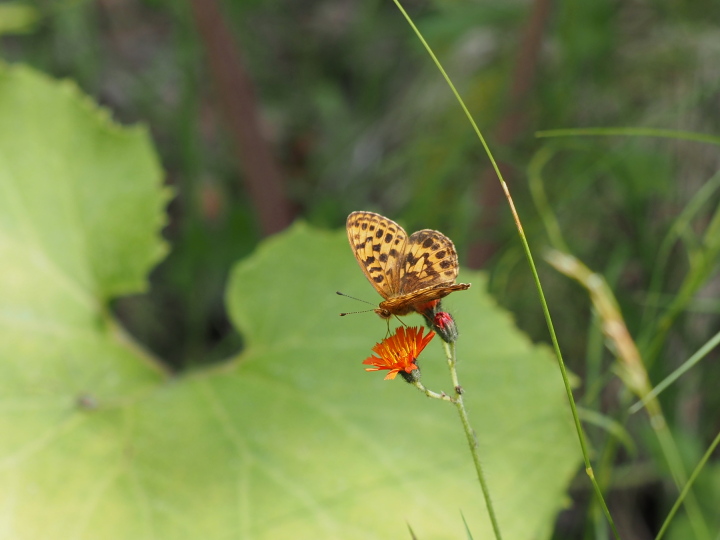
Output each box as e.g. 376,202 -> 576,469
363,327 -> 436,380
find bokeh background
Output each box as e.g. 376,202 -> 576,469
2,0 -> 719,538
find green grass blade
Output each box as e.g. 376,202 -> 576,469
390,1 -> 620,537
630,330 -> 720,414
655,430 -> 720,540
536,127 -> 720,145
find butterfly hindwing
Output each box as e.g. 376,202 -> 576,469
397,229 -> 459,295
346,211 -> 408,299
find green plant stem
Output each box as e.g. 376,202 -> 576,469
390,0 -> 619,536
649,405 -> 711,540
528,147 -> 570,253
592,411 -> 623,537
546,251 -> 710,540
416,343 -> 504,539
443,341 -> 503,540
630,330 -> 720,413
639,170 -> 720,334
411,381 -> 454,402
655,429 -> 720,540
536,127 -> 720,146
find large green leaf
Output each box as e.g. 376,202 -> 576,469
0,64 -> 580,539
222,225 -> 579,539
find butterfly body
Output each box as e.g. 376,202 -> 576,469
346,211 -> 470,319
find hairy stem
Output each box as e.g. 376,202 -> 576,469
444,341 -> 503,540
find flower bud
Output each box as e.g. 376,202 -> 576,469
399,367 -> 422,384
420,302 -> 459,343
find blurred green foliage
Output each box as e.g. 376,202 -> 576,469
0,2 -> 40,34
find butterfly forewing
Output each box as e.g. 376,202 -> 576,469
346,211 -> 408,299
397,229 -> 459,295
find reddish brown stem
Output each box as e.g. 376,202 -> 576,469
189,0 -> 294,236
467,0 -> 552,267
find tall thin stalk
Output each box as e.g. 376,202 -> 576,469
391,1 -> 620,537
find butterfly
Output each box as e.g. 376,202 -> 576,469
346,211 -> 470,319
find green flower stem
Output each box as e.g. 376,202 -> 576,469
444,341 -> 503,540
410,349 -> 502,540
411,381 -> 454,402
390,0 -> 619,536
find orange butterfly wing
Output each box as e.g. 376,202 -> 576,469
346,211 -> 407,300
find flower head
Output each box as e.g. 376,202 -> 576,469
363,326 -> 435,380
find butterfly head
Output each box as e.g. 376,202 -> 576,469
374,307 -> 393,319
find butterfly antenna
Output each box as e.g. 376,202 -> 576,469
336,291 -> 376,307
339,309 -> 375,317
